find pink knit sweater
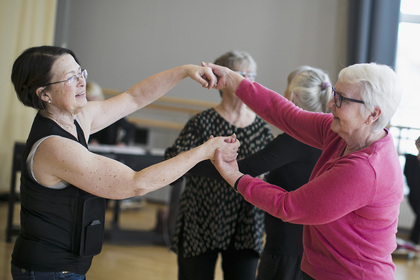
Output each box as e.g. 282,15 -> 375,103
236,80 -> 404,279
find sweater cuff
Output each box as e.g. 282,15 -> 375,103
233,175 -> 245,193
236,79 -> 252,98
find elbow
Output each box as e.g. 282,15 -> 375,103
133,187 -> 148,197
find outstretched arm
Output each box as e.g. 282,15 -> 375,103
82,65 -> 217,135
191,135 -> 297,179
33,134 -> 239,199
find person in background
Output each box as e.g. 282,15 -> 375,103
252,66 -> 331,280
86,81 -> 136,146
404,136 -> 420,246
188,65 -> 331,280
9,45 -> 239,280
207,61 -> 403,280
165,50 -> 273,280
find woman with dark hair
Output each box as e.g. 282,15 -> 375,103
9,46 -> 239,280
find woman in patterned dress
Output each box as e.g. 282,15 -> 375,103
165,51 -> 273,280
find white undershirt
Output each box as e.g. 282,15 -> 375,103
27,136 -> 69,189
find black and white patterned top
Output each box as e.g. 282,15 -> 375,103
165,108 -> 273,258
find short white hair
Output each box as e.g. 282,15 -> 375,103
338,63 -> 402,132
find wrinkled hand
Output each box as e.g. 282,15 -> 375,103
186,64 -> 218,90
212,147 -> 240,183
206,134 -> 240,162
201,62 -> 244,91
220,133 -> 239,162
208,134 -> 244,187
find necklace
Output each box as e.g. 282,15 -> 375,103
232,113 -> 241,125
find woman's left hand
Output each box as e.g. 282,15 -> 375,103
212,148 -> 242,187
186,64 -> 218,90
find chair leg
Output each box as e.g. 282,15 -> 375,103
6,165 -> 17,243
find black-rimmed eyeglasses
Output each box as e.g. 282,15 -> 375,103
332,87 -> 365,108
42,69 -> 88,87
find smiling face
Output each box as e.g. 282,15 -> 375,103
39,54 -> 87,115
327,80 -> 370,142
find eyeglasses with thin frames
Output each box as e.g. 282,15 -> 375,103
332,87 -> 365,108
235,71 -> 257,81
42,69 -> 88,87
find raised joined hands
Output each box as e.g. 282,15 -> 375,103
200,62 -> 245,92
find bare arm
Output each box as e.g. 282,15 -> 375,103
80,64 -> 217,135
33,135 -> 239,199
201,62 -> 244,93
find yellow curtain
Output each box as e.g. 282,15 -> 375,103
0,0 -> 57,192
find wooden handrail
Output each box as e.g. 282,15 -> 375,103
102,88 -> 217,111
103,88 -> 217,130
146,104 -> 202,115
126,117 -> 184,130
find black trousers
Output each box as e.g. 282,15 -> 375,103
302,271 -> 316,280
177,241 -> 259,280
256,251 -> 302,280
410,215 -> 420,244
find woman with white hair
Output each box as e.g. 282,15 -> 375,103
206,62 -> 404,280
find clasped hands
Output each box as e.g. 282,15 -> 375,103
199,61 -> 244,178
191,62 -> 243,93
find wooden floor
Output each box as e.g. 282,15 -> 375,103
1,201 -> 419,280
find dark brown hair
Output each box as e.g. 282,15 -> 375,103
11,45 -> 80,110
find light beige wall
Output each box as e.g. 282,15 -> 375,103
0,0 -> 349,192
63,0 -> 348,98
0,0 -> 57,192
59,0 -> 348,149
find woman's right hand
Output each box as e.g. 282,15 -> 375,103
205,134 -> 240,162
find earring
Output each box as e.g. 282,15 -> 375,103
48,100 -> 51,103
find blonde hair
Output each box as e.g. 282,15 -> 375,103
288,66 -> 332,113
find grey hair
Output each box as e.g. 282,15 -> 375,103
338,63 -> 402,132
288,66 -> 332,113
214,50 -> 257,97
214,50 -> 257,72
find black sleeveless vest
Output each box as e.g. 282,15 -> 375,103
11,113 -> 106,274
